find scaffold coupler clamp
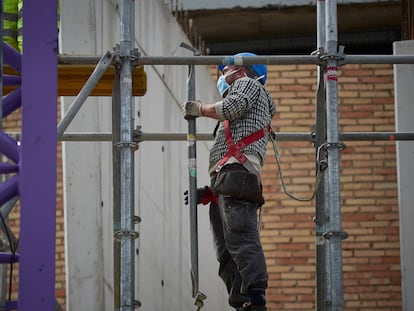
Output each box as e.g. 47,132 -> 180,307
112,45 -> 141,64
133,299 -> 142,309
315,142 -> 327,173
323,230 -> 348,241
311,47 -> 327,66
130,48 -> 142,70
319,45 -> 346,66
316,141 -> 346,172
130,47 -> 141,67
112,44 -> 122,66
133,125 -> 143,144
114,140 -> 139,152
113,215 -> 141,242
194,291 -> 207,311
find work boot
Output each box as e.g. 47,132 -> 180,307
237,288 -> 266,310
229,292 -> 250,309
239,302 -> 267,311
248,288 -> 266,306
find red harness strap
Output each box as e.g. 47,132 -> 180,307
216,120 -> 271,172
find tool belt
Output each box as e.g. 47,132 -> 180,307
211,164 -> 264,206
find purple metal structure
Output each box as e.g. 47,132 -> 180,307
0,0 -> 58,310
0,31 -> 22,311
0,45 -> 20,309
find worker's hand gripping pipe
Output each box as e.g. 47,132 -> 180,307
180,42 -> 207,310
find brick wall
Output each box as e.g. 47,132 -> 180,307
261,63 -> 401,310
2,63 -> 401,310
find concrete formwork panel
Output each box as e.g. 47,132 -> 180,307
60,0 -> 228,310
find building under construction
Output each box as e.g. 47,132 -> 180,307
0,0 -> 413,310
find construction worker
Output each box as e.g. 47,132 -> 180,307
3,0 -> 19,50
183,52 -> 276,311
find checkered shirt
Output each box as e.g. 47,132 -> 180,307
209,76 -> 276,170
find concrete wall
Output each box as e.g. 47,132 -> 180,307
60,0 -> 228,310
394,40 -> 414,311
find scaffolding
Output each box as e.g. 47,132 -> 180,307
0,0 -> 414,310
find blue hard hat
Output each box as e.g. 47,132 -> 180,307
218,52 -> 267,85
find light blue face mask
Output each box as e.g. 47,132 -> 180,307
216,69 -> 239,97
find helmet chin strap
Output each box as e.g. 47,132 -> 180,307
244,73 -> 265,83
256,74 -> 265,81
224,68 -> 240,78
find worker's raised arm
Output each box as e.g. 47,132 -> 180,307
183,100 -> 225,121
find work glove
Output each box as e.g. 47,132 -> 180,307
184,186 -> 218,205
183,100 -> 202,119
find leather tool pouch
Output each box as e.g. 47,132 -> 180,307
212,170 -> 264,205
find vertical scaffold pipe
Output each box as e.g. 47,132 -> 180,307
315,1 -> 328,310
183,44 -> 206,309
118,1 -> 137,310
187,64 -> 199,298
112,67 -> 122,311
187,66 -> 198,298
324,1 -> 345,310
180,42 -> 207,309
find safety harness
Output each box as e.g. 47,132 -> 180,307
215,119 -> 271,173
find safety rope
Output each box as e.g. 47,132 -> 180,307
269,131 -> 329,202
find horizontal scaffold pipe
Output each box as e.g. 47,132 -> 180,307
136,55 -> 322,66
340,132 -> 414,141
344,55 -> 414,64
56,132 -> 414,142
58,54 -> 414,66
59,54 -> 322,66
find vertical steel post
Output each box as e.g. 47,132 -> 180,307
180,42 -> 207,309
324,1 -> 345,310
118,1 -> 137,310
186,63 -> 200,297
315,1 -> 328,310
18,0 -> 58,309
187,66 -> 198,298
182,43 -> 206,309
112,67 -> 122,311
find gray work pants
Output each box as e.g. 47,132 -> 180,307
209,164 -> 268,307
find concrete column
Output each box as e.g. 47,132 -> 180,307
393,40 -> 414,311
